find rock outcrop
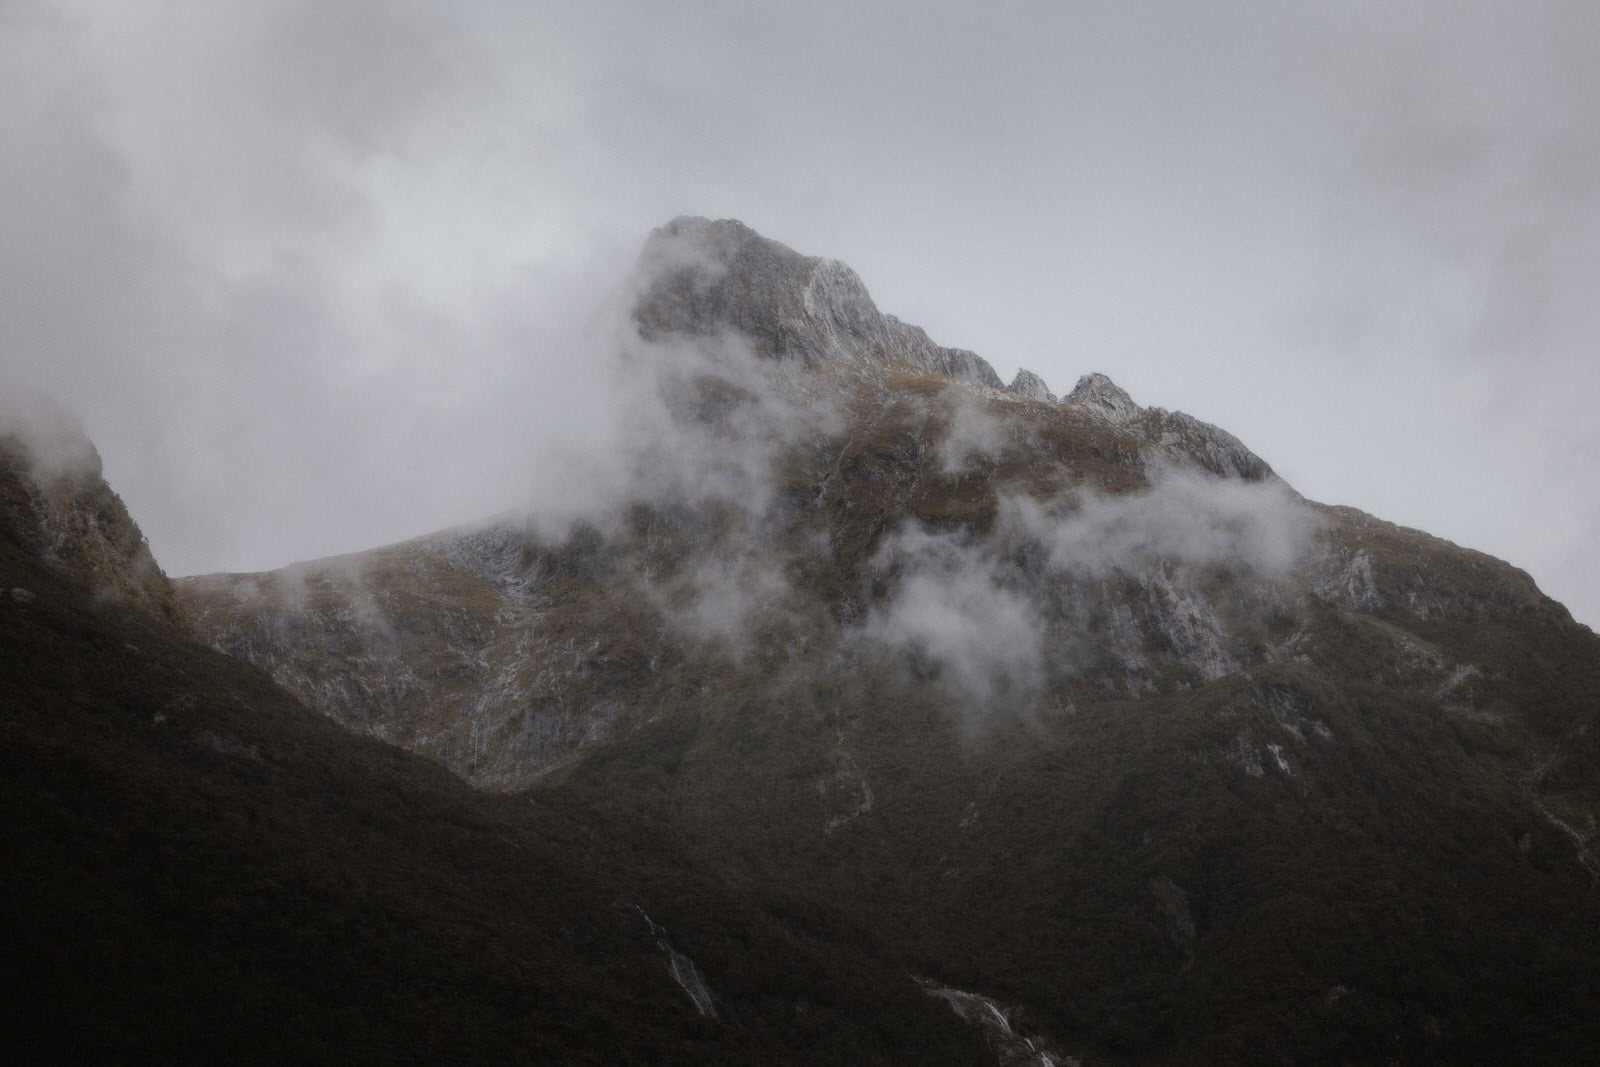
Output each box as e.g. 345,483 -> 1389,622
635,216 -> 1005,389
0,388 -> 178,622
1064,371 -> 1141,423
1007,367 -> 1056,402
1060,371 -> 1275,481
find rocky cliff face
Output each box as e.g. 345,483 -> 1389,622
636,216 -> 1007,388
1007,367 -> 1056,402
173,219 -> 1600,1063
1,390 -> 178,623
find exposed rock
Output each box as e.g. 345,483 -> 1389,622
0,390 -> 178,622
1063,371 -> 1142,423
1145,406 -> 1274,481
634,216 -> 1004,389
1060,372 -> 1274,481
1317,545 -> 1385,611
635,221 -> 1278,484
1006,367 -> 1056,402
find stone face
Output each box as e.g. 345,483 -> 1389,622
633,219 -> 1273,483
1,395 -> 178,622
1063,371 -> 1142,423
176,519 -> 644,790
1059,371 -> 1276,482
1006,368 -> 1055,402
1145,406 -> 1276,482
634,216 -> 1004,389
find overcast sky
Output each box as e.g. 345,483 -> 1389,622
4,0 -> 1598,627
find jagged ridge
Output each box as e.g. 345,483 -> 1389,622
635,216 -> 1006,387
636,217 -> 1273,483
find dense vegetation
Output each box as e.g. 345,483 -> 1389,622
1,444 -> 988,1064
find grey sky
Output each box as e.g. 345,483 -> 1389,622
4,0 -> 1598,628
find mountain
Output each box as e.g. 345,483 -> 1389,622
177,219 -> 1284,789
13,217 -> 1600,1064
635,216 -> 1006,388
1,388 -> 997,1062
0,390 -> 178,624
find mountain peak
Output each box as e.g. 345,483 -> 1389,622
633,216 -> 1004,390
1056,371 -> 1277,481
1064,371 -> 1141,422
630,219 -> 1281,483
1,387 -> 177,621
1007,367 -> 1056,402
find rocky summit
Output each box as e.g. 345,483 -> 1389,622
10,218 -> 1600,1065
635,216 -> 1008,387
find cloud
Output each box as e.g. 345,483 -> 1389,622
0,382 -> 101,480
2,0 -> 1594,629
654,553 -> 793,661
936,386 -> 1010,474
999,468 -> 1321,580
856,468 -> 1320,711
48,0 -> 471,276
0,2 -> 635,575
861,524 -> 1045,711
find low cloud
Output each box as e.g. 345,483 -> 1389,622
854,468 -> 1321,711
861,524 -> 1045,711
936,386 -> 1010,474
504,223 -> 873,655
655,553 -> 792,660
590,339 -> 831,656
1000,467 -> 1320,580
0,383 -> 102,480
513,218 -> 846,544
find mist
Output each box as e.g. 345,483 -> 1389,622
3,1 -> 1596,627
0,384 -> 102,480
1000,468 -> 1321,580
858,466 -> 1319,710
862,524 -> 1046,710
